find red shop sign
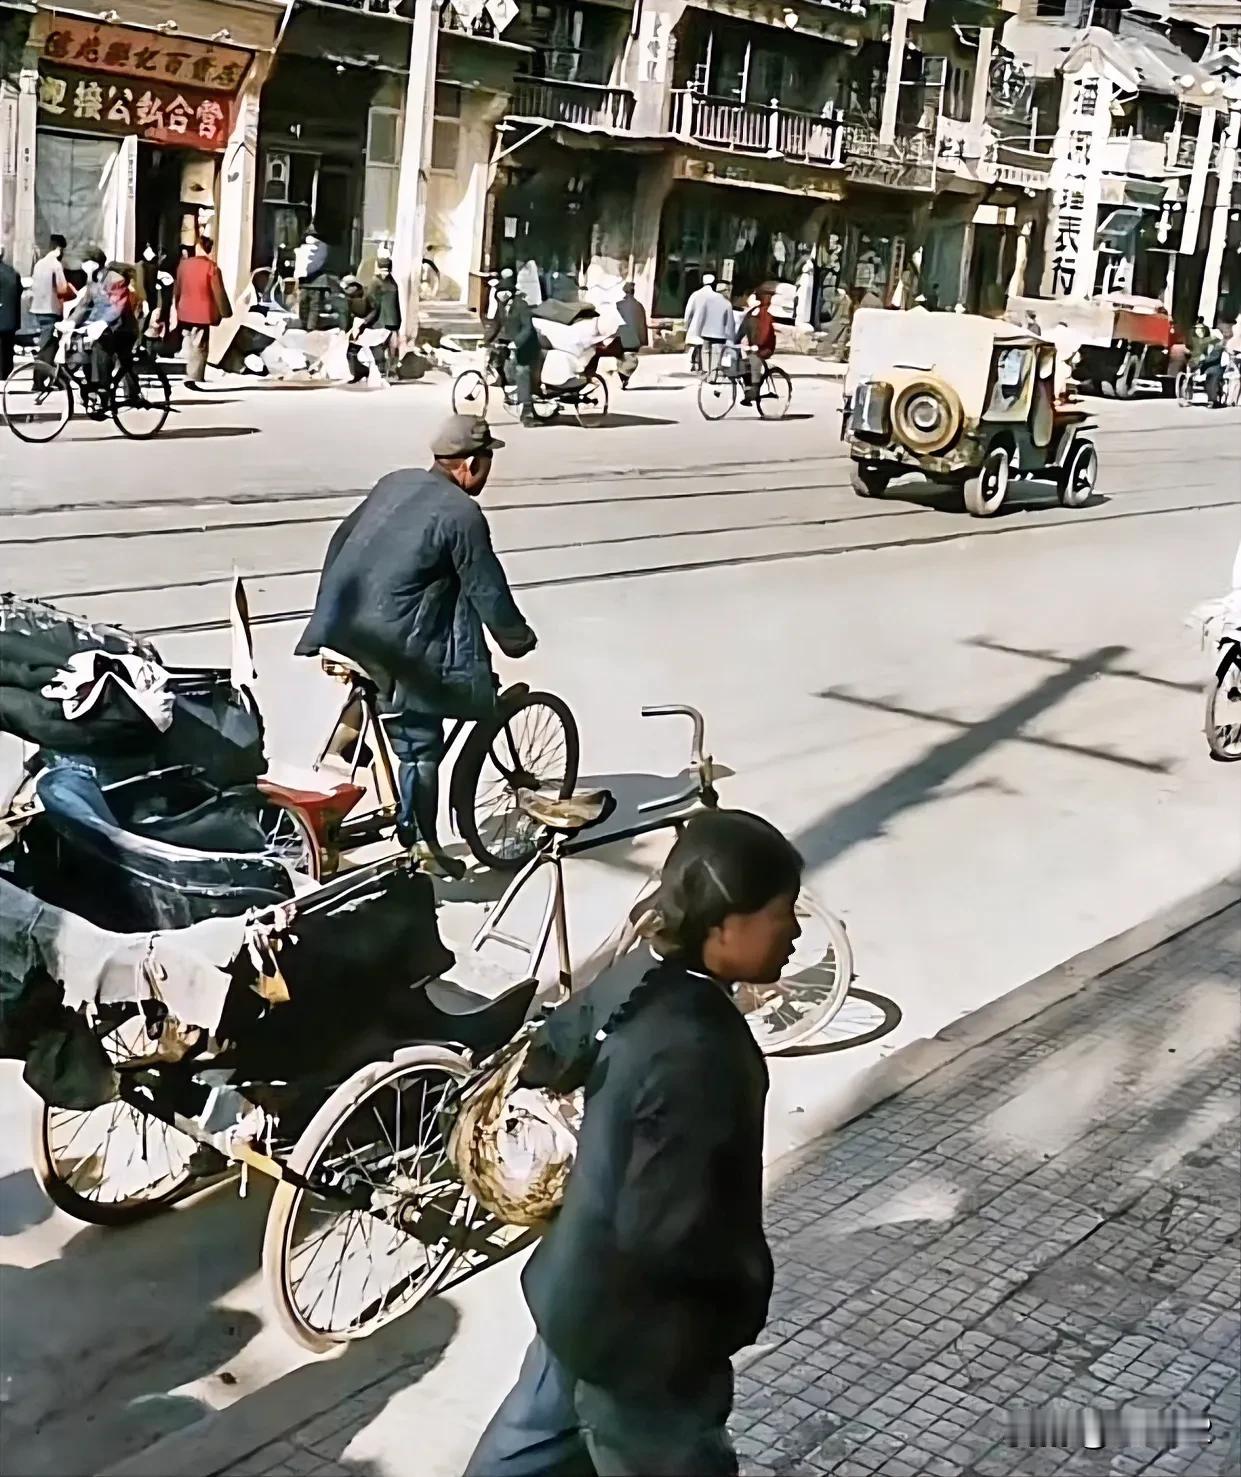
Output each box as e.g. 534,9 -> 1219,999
39,18 -> 251,93
38,64 -> 232,151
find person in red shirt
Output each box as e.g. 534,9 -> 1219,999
173,236 -> 231,388
737,282 -> 777,405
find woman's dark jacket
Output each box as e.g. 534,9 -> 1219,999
519,956 -> 772,1396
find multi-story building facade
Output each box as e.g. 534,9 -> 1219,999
1,0 -> 285,302
1002,0 -> 1241,329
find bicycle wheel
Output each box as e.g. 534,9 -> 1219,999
1205,643 -> 1241,762
262,1048 -> 472,1351
32,1012 -> 200,1225
452,690 -> 580,871
452,368 -> 490,417
3,360 -> 73,443
420,260 -> 441,299
697,372 -> 737,421
574,374 -> 609,428
757,366 -> 792,420
735,894 -> 854,1054
111,359 -> 171,439
1176,370 -> 1193,407
258,798 -> 322,881
529,392 -> 560,423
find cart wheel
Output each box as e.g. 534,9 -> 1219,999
1205,642 -> 1241,762
452,690 -> 580,871
1057,439 -> 1098,508
756,366 -> 792,420
111,360 -> 172,439
1176,370 -> 1193,407
574,374 -> 609,428
259,798 -> 322,881
963,444 -> 1011,517
451,369 -> 489,417
3,361 -> 73,443
32,1014 -> 200,1225
697,372 -> 737,421
1110,354 -> 1138,401
735,893 -> 854,1055
263,1048 -> 473,1351
850,462 -> 891,498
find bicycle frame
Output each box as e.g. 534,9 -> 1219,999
468,705 -> 716,1000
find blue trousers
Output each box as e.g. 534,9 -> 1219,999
383,712 -> 446,850
464,1337 -> 738,1477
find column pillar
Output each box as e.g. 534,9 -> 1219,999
630,153 -> 674,315
215,53 -> 270,308
13,67 -> 38,272
1199,104 -> 1240,326
969,27 -> 994,132
393,0 -> 439,338
1180,102 -> 1217,258
879,4 -> 910,148
1007,215 -> 1032,298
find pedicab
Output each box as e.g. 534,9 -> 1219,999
1,594 -> 855,1353
843,307 -> 1100,517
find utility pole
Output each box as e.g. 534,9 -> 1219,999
393,0 -> 439,342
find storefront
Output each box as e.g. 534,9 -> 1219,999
30,14 -> 253,272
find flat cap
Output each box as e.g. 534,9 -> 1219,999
431,414 -> 505,459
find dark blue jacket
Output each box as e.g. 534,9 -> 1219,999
519,958 -> 772,1395
296,467 -> 535,718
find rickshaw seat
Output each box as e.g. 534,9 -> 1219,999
30,765 -> 294,933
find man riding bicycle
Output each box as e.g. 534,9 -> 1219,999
736,283 -> 777,405
297,414 -> 537,878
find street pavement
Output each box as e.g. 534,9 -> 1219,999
0,365 -> 1239,1474
206,902 -> 1241,1477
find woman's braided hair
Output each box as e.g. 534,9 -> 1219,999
596,809 -> 804,1043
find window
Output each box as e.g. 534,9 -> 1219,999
431,84 -> 461,173
944,62 -> 971,121
363,105 -> 400,244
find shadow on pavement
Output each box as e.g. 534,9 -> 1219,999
0,1168 -> 53,1237
578,413 -> 678,429
771,985 -> 903,1059
152,426 -> 261,441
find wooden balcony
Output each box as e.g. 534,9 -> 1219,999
669,90 -> 846,168
508,78 -> 635,132
845,118 -> 936,191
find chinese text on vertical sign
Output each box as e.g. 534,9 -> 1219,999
1051,75 -> 1098,296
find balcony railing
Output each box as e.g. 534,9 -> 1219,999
845,118 -> 936,191
1164,132 -> 1221,171
670,90 -> 846,167
509,78 -> 635,132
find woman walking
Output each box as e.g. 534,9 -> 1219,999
465,809 -> 802,1476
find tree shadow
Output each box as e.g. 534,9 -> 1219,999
798,642 -> 1174,870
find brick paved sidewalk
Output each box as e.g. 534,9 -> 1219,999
221,905 -> 1240,1477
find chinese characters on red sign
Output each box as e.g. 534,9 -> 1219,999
38,66 -> 231,151
40,17 -> 250,93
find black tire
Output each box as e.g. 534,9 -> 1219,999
3,360 -> 73,443
258,798 -> 322,881
452,690 -> 580,870
32,1013 -> 200,1225
1057,438 -> 1098,508
963,444 -> 1011,518
1112,354 -> 1138,400
420,260 -> 441,298
697,373 -> 736,420
574,374 -> 609,428
1205,643 -> 1241,762
452,369 -> 490,417
1176,370 -> 1193,407
262,1048 -> 472,1351
111,360 -> 171,439
850,462 -> 890,498
529,391 -> 560,423
756,366 -> 792,420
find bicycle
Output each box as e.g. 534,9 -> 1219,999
3,327 -> 172,443
1176,353 -> 1241,409
697,348 -> 792,421
262,705 -> 855,1348
453,347 -> 609,428
262,652 -> 580,875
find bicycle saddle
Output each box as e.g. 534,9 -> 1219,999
516,787 -> 615,834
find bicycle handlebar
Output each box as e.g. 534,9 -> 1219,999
636,705 -> 712,814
